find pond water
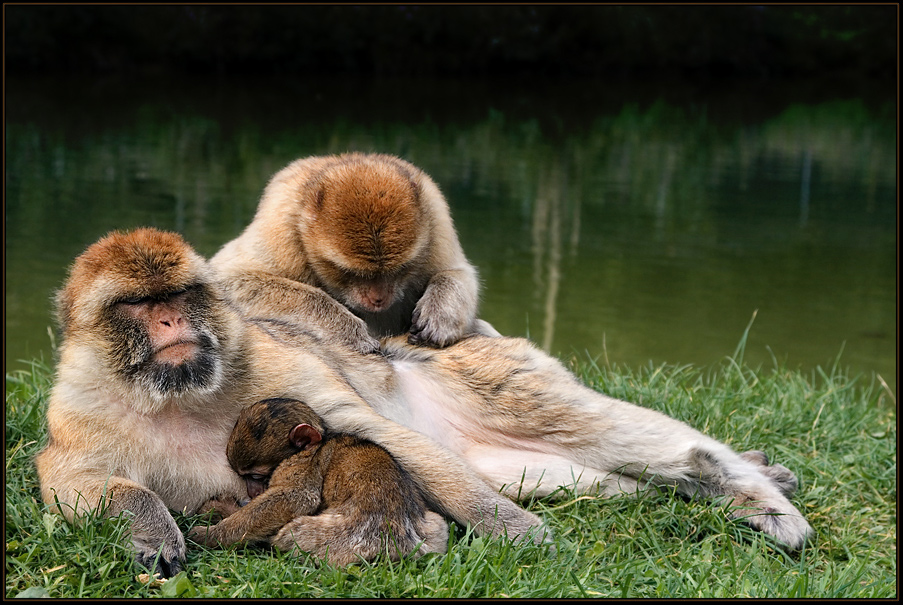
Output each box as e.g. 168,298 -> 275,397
5,75 -> 896,393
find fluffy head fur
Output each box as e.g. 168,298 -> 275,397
56,228 -> 210,334
227,397 -> 327,475
300,153 -> 429,275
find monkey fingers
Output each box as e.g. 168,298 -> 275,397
197,494 -> 247,520
408,291 -> 466,348
739,450 -> 799,498
186,524 -> 221,548
136,549 -> 184,579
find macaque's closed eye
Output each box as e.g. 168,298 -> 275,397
119,296 -> 150,306
236,423 -> 322,500
117,287 -> 193,307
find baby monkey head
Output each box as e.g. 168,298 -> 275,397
227,398 -> 326,498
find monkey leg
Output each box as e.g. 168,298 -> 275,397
547,399 -> 814,549
535,390 -> 815,550
272,510 -> 446,567
563,389 -> 814,549
387,335 -> 813,549
272,513 -> 377,566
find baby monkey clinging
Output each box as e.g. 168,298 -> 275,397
188,398 -> 449,567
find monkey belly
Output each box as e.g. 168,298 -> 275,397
390,358 -> 616,498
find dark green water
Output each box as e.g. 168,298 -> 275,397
5,75 -> 896,393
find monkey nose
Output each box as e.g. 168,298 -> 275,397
364,284 -> 391,310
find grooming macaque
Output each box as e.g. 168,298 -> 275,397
211,152 -> 495,350
189,398 -> 448,566
37,229 -> 812,578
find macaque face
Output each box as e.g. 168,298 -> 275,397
54,228 -> 226,401
228,437 -> 284,499
311,260 -> 415,314
239,468 -> 275,499
105,285 -> 222,396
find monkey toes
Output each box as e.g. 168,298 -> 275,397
740,450 -> 799,497
728,499 -> 814,551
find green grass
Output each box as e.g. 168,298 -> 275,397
5,351 -> 896,598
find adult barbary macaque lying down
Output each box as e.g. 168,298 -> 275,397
35,228 -> 813,576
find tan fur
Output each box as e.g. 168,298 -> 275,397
35,229 -> 541,578
189,399 -> 448,566
37,229 -> 813,580
210,153 -> 491,349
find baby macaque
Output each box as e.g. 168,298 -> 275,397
38,228 -> 812,580
210,152 -> 498,351
36,228 -> 539,578
188,398 -> 449,566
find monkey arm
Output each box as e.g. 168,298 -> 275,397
215,271 -> 380,354
405,175 -> 482,348
188,486 -> 321,548
36,454 -> 187,578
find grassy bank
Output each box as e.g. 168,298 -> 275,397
5,350 -> 895,598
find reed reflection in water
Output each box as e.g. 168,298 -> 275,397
5,77 -> 895,393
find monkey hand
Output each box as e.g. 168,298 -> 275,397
319,297 -> 381,353
341,315 -> 381,354
198,494 -> 248,521
104,483 -> 188,578
187,524 -> 221,548
409,298 -> 468,348
131,519 -> 187,579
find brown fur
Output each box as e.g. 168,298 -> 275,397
35,228 -> 542,577
37,229 -> 812,580
210,153 -> 492,350
189,398 -> 448,566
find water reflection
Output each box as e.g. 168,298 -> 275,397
5,76 -> 896,394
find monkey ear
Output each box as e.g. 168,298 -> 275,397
289,424 -> 323,451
